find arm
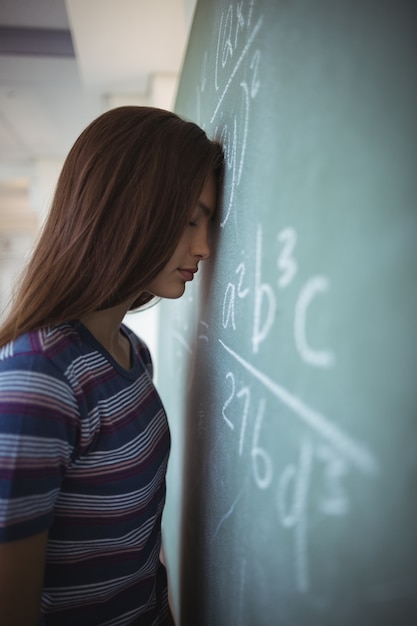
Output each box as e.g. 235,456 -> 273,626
0,530 -> 48,626
0,350 -> 77,624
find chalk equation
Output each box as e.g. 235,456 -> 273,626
196,0 -> 262,229
171,0 -> 380,602
223,222 -> 336,364
217,342 -> 377,593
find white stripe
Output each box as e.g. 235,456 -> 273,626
0,370 -> 76,408
0,489 -> 60,525
0,433 -> 70,459
80,410 -> 166,466
47,518 -> 159,559
56,464 -> 166,512
43,544 -> 160,608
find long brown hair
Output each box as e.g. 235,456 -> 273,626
0,106 -> 223,347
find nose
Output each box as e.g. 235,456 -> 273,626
191,226 -> 211,260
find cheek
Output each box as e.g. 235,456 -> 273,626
170,235 -> 189,261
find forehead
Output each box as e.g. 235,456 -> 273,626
196,175 -> 217,217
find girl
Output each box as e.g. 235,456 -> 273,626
0,106 -> 223,625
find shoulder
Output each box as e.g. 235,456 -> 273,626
0,324 -> 82,397
1,323 -> 80,362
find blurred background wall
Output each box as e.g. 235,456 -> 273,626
0,0 -> 197,375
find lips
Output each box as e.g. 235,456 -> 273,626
178,268 -> 197,281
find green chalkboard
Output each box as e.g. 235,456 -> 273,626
157,0 -> 417,624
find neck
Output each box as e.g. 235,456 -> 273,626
79,301 -> 133,369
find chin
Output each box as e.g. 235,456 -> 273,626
152,286 -> 186,299
169,286 -> 186,299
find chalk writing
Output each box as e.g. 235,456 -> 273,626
222,371 -> 236,430
316,444 -> 350,516
221,222 -> 335,364
197,0 -> 263,228
251,398 -> 273,489
295,276 -> 336,368
277,227 -> 298,288
219,339 -> 377,475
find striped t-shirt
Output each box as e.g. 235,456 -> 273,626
0,321 -> 171,625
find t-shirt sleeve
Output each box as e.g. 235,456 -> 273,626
0,355 -> 79,542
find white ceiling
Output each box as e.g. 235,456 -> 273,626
0,0 -> 197,231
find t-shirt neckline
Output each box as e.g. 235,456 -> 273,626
71,321 -> 140,379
